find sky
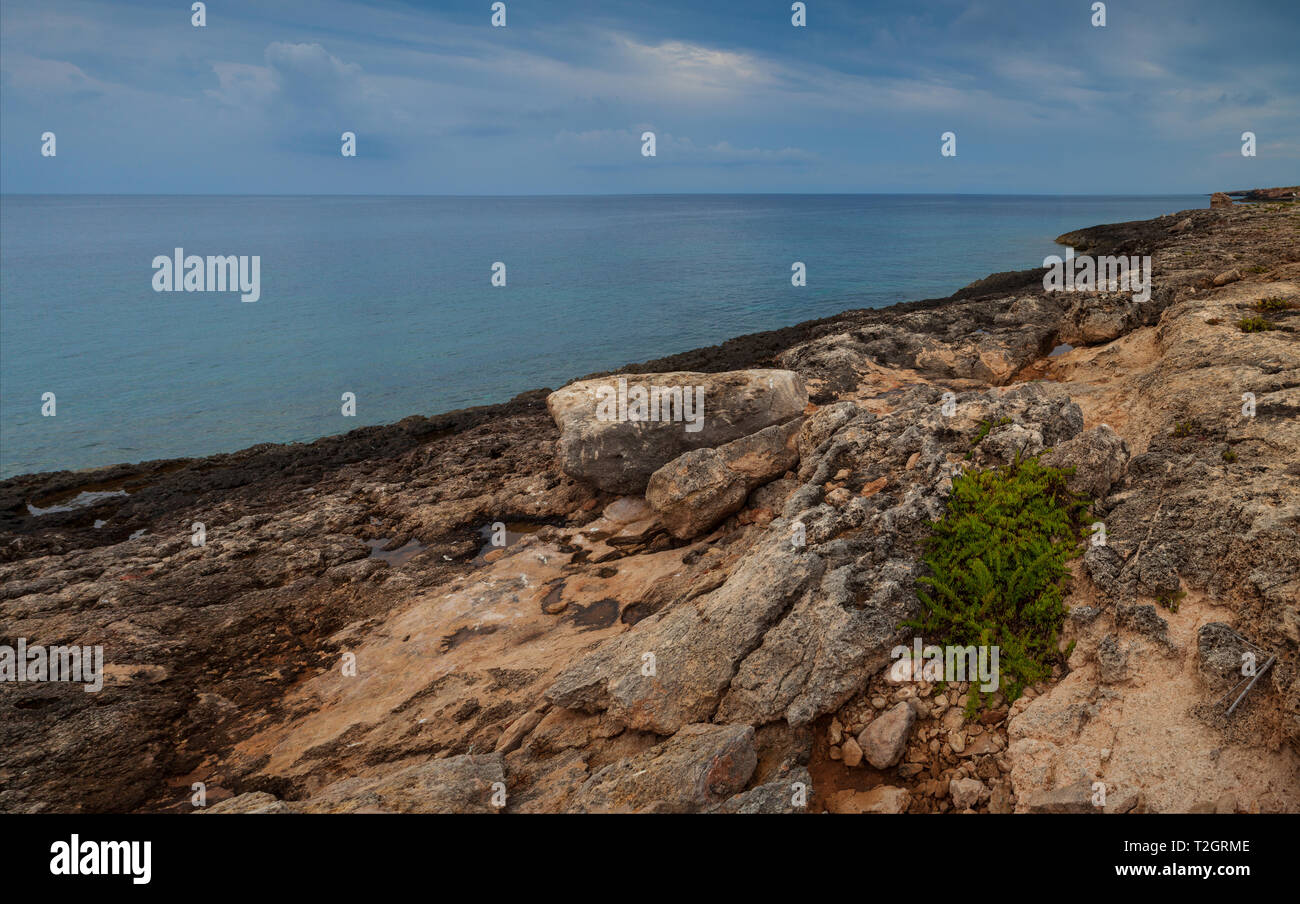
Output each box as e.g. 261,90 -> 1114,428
1,0 -> 1297,195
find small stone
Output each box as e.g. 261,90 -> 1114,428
949,731 -> 966,754
841,737 -> 863,768
828,745 -> 842,761
829,717 -> 843,746
858,701 -> 917,769
949,777 -> 988,809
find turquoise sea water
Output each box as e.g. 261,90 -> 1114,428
0,193 -> 1201,478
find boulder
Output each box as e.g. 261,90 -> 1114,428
1210,192 -> 1234,209
546,370 -> 807,493
646,419 -> 802,539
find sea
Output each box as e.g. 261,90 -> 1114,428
0,193 -> 1202,478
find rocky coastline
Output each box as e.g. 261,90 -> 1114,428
2,192 -> 1298,814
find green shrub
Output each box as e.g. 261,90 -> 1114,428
903,454 -> 1089,713
1255,296 -> 1293,313
1238,316 -> 1278,333
1157,589 -> 1186,613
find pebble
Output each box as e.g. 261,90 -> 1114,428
842,737 -> 864,767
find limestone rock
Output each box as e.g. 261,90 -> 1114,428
949,777 -> 988,809
646,418 -> 802,539
202,792 -> 295,814
1041,425 -> 1130,499
567,723 -> 756,813
545,530 -> 825,734
710,766 -> 812,814
546,370 -> 807,493
1197,622 -> 1254,690
858,701 -> 916,769
297,754 -> 506,814
1097,633 -> 1129,684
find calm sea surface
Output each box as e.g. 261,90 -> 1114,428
0,193 -> 1201,477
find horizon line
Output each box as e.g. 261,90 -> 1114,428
0,190 -> 1212,199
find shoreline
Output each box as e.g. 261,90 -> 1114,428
0,216 -> 1089,497
0,194 -> 1217,486
2,193 -> 1297,814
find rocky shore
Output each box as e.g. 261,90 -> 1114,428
2,193 -> 1298,814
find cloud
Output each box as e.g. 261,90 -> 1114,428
1,0 -> 1296,193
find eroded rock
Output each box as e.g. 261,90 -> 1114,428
547,370 -> 807,493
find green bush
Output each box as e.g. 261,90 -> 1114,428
1255,296 -> 1293,313
1238,316 -> 1278,333
903,454 -> 1089,713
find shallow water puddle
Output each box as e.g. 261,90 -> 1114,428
473,521 -> 548,563
365,538 -> 426,566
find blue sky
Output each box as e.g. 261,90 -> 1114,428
2,0 -> 1296,194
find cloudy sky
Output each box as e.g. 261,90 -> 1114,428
2,0 -> 1296,194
